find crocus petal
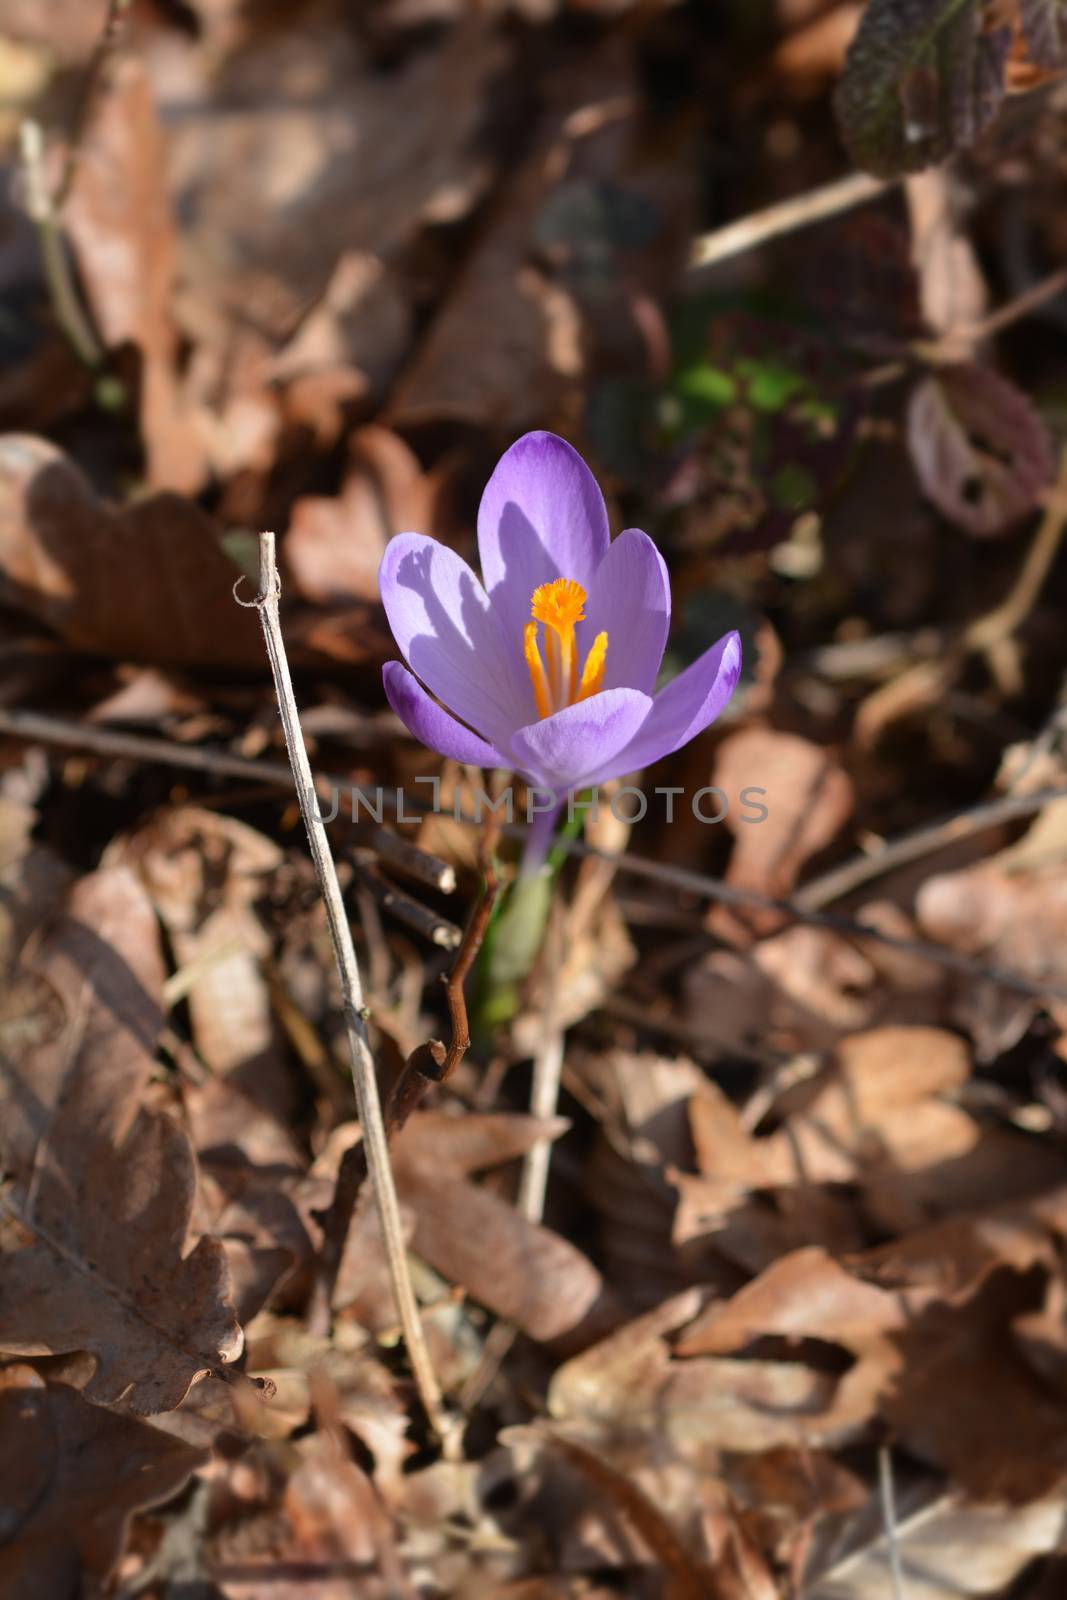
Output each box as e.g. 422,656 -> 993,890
595,631 -> 742,782
509,688 -> 653,796
477,431 -> 611,646
383,661 -> 504,768
379,532 -> 531,746
580,528 -> 670,696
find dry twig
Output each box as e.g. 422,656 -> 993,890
18,120 -> 102,368
54,0 -> 132,210
689,170 -> 891,271
351,849 -> 462,950
239,533 -> 448,1440
2,705 -> 1065,998
879,1444 -> 907,1600
312,814 -> 501,1354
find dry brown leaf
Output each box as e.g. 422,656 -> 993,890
687,1025 -> 972,1197
0,868 -> 242,1413
684,904 -> 948,1058
395,1109 -> 572,1177
550,1289 -> 867,1466
286,427 -> 439,608
580,1052 -> 712,1309
270,255 -> 412,435
675,1240 -> 1067,1497
503,1424 -> 717,1599
773,4 -> 863,80
185,1074 -> 312,1324
807,1489 -> 1067,1599
526,1288 -> 862,1556
882,1264 -> 1067,1499
545,1288 -> 700,1439
399,1166 -> 616,1348
677,1246 -> 907,1358
919,856 -> 1067,1004
242,1316 -> 415,1496
65,56 -> 208,493
120,806 -> 284,1080
388,40 -> 635,429
330,1113 -> 618,1345
169,20 -> 503,357
0,795 -> 70,976
907,364 -> 1055,537
708,727 -> 854,941
905,169 -> 989,341
0,434 -> 263,668
0,1365 -> 207,1598
860,1206 -> 1053,1301
668,1249 -> 911,1445
676,1024 -> 1061,1252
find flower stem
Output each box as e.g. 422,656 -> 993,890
520,801 -> 564,877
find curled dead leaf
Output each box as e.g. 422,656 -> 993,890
0,1366 -> 207,1596
907,364 -> 1054,536
0,435 -> 262,667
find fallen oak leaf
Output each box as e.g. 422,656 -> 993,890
672,1247 -> 912,1444
881,1262 -> 1067,1499
0,434 -> 262,668
394,1109 -> 573,1176
0,868 -> 242,1414
0,1364 -> 207,1598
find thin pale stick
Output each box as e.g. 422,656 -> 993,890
922,265 -> 1067,356
313,826 -> 500,1357
794,784 -> 1067,912
516,907 -> 566,1225
18,120 -> 103,367
878,1444 -> 907,1600
964,445 -> 1067,654
240,532 -> 448,1439
689,171 -> 891,271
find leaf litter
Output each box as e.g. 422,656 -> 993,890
4,0 -> 1067,1595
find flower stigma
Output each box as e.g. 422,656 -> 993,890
524,577 -> 608,719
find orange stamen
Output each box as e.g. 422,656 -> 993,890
524,578 -> 610,719
576,630 -> 608,701
524,622 -> 552,720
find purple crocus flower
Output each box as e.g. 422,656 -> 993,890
379,431 -> 741,854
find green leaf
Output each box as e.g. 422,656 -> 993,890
737,356 -> 806,413
834,0 -> 1011,178
676,364 -> 738,409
